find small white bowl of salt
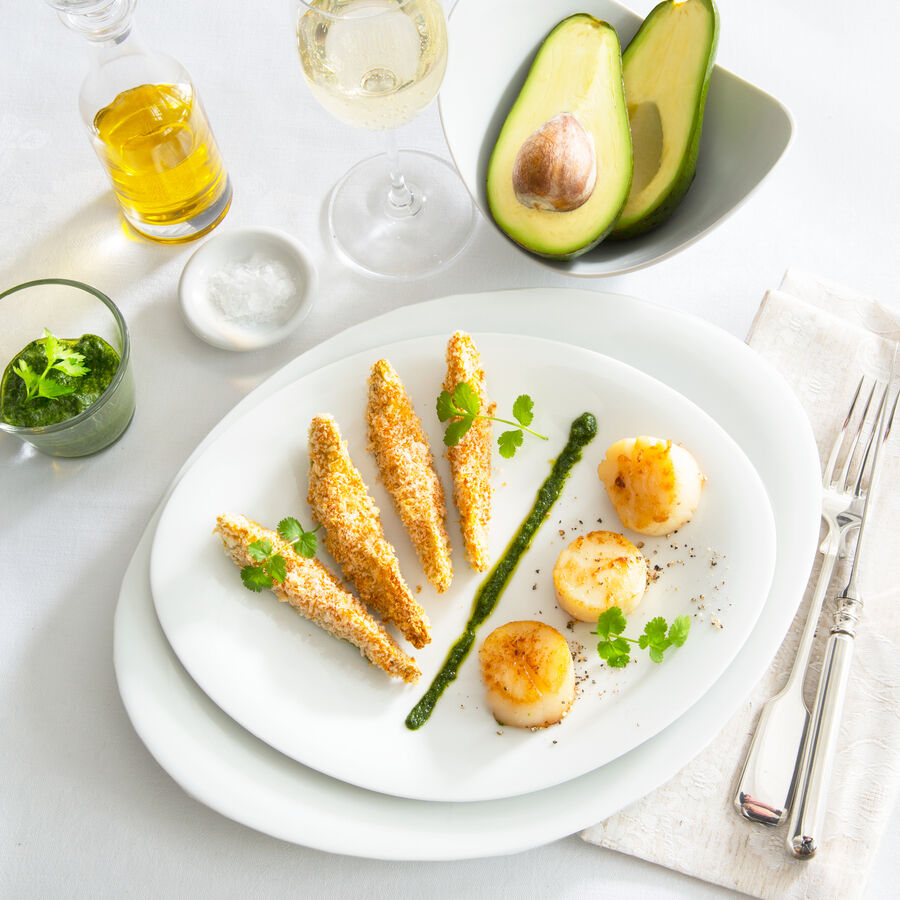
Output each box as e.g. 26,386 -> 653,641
178,227 -> 317,351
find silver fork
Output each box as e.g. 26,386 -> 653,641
734,377 -> 887,826
788,382 -> 898,856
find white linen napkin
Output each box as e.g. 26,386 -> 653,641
582,270 -> 900,900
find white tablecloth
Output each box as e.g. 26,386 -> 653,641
2,1 -> 898,897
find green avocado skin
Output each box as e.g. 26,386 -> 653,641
610,0 -> 719,240
486,14 -> 632,260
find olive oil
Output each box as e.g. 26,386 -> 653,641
91,83 -> 230,240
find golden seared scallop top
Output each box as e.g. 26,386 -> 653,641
479,620 -> 573,704
597,436 -> 704,536
553,530 -> 647,620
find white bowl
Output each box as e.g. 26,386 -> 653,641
178,227 -> 318,350
439,0 -> 794,276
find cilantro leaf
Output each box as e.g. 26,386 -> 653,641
12,360 -> 38,395
436,390 -> 456,422
643,616 -> 668,643
437,381 -> 547,458
12,328 -> 90,403
48,341 -> 89,376
512,394 -> 534,427
241,565 -> 273,592
295,531 -> 318,558
246,539 -> 272,562
53,355 -> 89,377
594,606 -> 628,641
234,518 -> 320,593
444,416 -> 474,447
452,382 -> 481,417
277,518 -> 302,543
41,329 -> 58,363
278,516 -> 319,559
51,342 -> 84,361
595,607 -> 690,667
598,636 -> 631,668
37,377 -> 75,399
265,554 -> 287,584
498,428 -> 523,459
638,617 -> 672,664
635,615 -> 692,664
668,615 -> 691,647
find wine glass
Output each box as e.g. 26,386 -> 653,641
294,0 -> 475,279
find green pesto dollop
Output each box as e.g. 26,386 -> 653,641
1,334 -> 120,427
406,411 -> 598,730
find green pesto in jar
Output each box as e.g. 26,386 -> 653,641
406,411 -> 598,730
0,334 -> 120,427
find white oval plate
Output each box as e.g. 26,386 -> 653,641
116,287 -> 820,858
149,332 -> 775,803
439,0 -> 793,276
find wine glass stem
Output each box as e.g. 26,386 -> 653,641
385,129 -> 422,219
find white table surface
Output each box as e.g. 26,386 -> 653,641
2,1 -> 898,897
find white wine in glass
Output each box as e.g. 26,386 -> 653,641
295,0 -> 475,279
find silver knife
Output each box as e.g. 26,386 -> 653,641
787,387 -> 896,858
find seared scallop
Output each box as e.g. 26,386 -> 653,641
479,621 -> 576,728
597,436 -> 704,536
553,530 -> 647,621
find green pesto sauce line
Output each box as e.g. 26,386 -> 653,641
405,411 -> 598,730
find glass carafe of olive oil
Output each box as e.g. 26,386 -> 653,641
46,0 -> 232,242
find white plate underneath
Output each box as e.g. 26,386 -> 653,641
149,333 -> 775,802
115,288 -> 819,858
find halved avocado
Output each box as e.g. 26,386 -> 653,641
486,15 -> 632,259
610,0 -> 719,239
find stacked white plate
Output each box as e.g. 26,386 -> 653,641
115,287 -> 820,858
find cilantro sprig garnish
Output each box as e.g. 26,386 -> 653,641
13,328 -> 90,402
436,382 -> 548,459
240,539 -> 287,592
276,517 -> 320,559
239,518 -> 320,592
592,606 -> 690,668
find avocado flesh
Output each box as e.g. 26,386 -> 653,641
611,0 -> 719,239
487,15 -> 632,259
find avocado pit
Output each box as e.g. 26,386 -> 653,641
512,113 -> 597,212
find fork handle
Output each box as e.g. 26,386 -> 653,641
786,629 -> 855,858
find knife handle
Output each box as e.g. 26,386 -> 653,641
786,630 -> 855,858
733,544 -> 840,826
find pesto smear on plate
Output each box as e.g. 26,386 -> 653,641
406,411 -> 598,730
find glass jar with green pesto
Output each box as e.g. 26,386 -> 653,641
0,279 -> 135,457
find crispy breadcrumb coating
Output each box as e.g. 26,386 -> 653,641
307,414 -> 431,649
367,358 -> 453,593
444,331 -> 493,572
214,513 -> 420,683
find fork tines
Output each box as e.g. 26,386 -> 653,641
826,377 -> 898,497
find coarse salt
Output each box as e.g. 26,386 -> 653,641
208,253 -> 297,326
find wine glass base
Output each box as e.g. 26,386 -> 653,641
327,151 -> 476,280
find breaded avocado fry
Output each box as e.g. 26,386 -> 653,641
215,513 -> 421,683
307,414 -> 431,649
367,358 -> 453,593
